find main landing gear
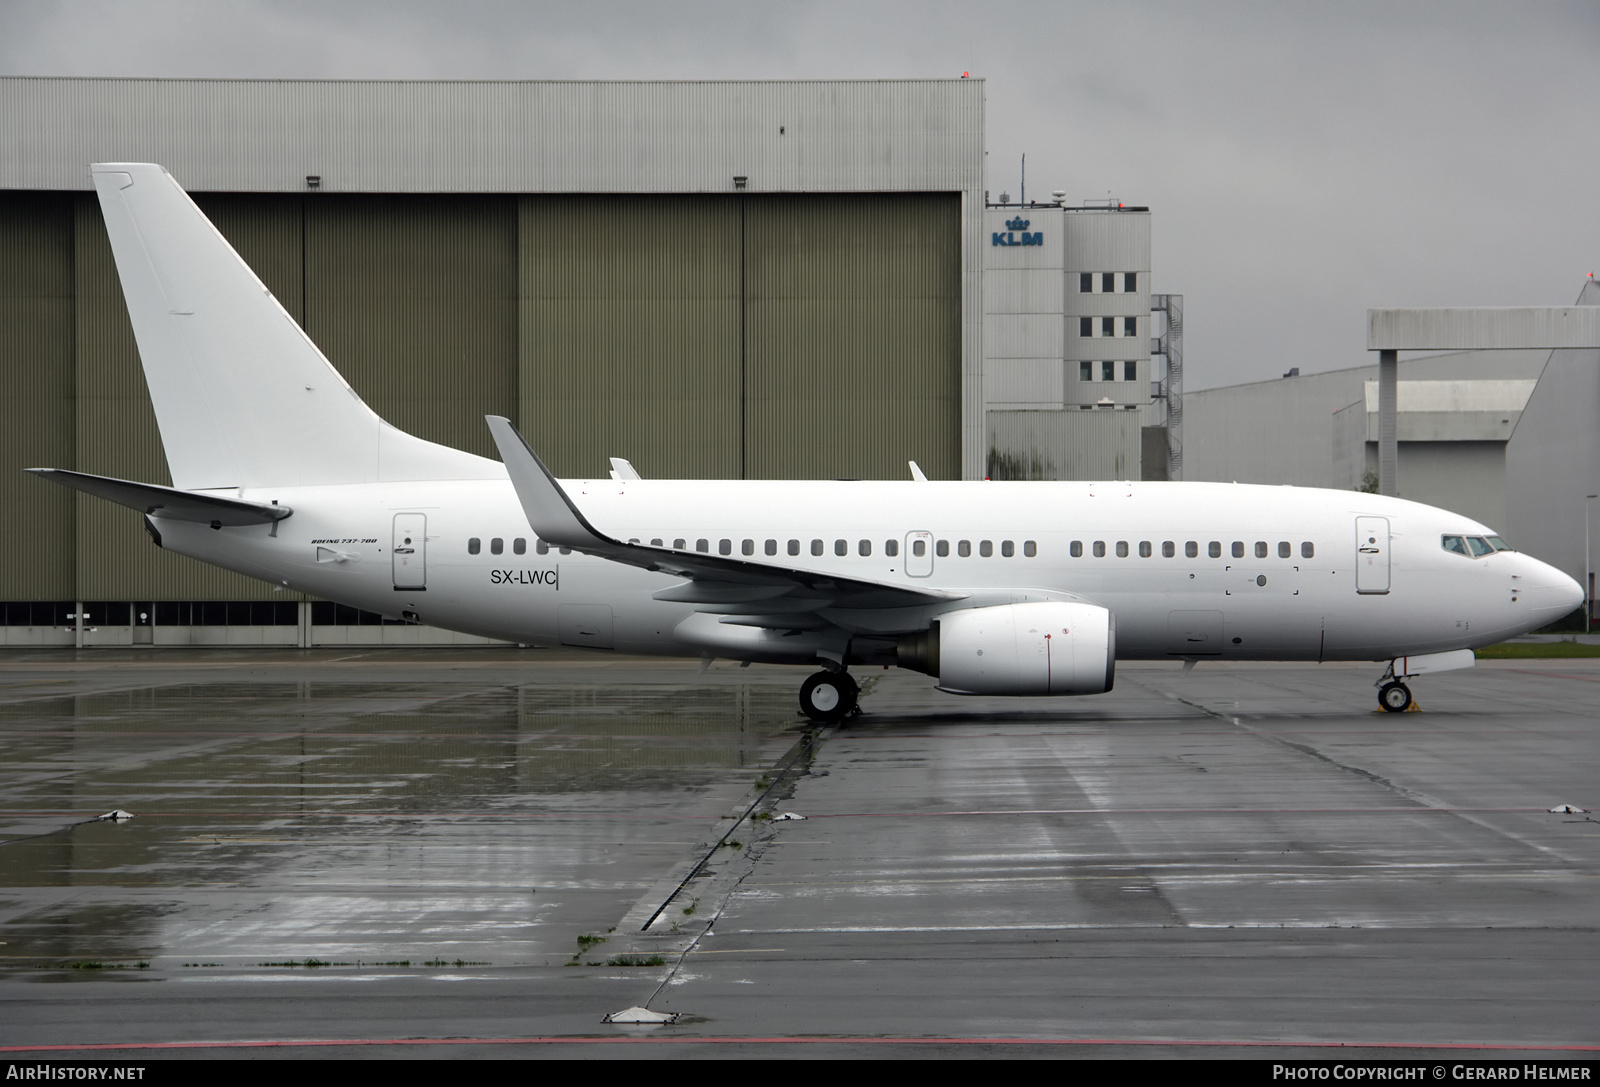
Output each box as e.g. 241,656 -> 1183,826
799,669 -> 859,724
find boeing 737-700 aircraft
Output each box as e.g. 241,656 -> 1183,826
28,164 -> 1585,722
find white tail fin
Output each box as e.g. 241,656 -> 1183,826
91,164 -> 502,489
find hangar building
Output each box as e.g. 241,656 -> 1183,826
0,76 -> 1157,646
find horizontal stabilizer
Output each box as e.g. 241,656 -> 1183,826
26,469 -> 292,526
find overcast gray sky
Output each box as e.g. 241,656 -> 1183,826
3,0 -> 1595,388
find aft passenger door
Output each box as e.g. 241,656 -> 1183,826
393,513 -> 427,591
1355,516 -> 1389,595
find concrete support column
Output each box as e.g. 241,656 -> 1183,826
1378,348 -> 1398,497
298,600 -> 312,649
74,601 -> 84,649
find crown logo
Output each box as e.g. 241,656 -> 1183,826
1005,217 -> 1030,231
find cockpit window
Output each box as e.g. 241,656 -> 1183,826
1443,534 -> 1511,558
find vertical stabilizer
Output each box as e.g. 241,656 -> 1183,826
91,164 -> 502,489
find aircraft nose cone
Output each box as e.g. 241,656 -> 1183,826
1527,561 -> 1584,619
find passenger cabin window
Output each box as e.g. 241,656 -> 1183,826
835,539 -> 848,557
559,547 -> 571,555
1232,542 -> 1245,558
467,537 -> 481,555
765,539 -> 777,556
1209,541 -> 1221,558
537,540 -> 550,555
885,539 -> 899,557
490,538 -> 503,555
514,538 -> 526,555
1302,542 -> 1314,558
1115,541 -> 1128,558
1278,541 -> 1291,558
936,540 -> 949,557
958,540 -> 971,557
811,539 -> 824,556
1001,540 -> 1014,557
1070,541 -> 1083,558
696,539 -> 709,552
1093,541 -> 1106,557
1163,541 -> 1176,558
1139,541 -> 1152,558
673,538 -> 685,550
859,540 -> 872,557
650,538 -> 662,547
1023,540 -> 1037,557
788,539 -> 800,556
742,539 -> 755,556
719,539 -> 732,555
1185,541 -> 1197,558
912,539 -> 926,557
980,540 -> 994,557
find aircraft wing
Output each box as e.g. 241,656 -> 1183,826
26,468 -> 292,526
485,416 -> 960,615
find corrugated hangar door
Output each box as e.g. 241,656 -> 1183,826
743,194 -> 960,481
519,196 -> 743,480
519,193 -> 960,481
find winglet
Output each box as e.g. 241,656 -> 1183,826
909,460 -> 928,482
608,457 -> 641,481
485,416 -> 615,550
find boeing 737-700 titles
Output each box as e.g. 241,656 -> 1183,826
28,165 -> 1585,721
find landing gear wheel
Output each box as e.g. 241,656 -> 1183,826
799,670 -> 857,724
1378,681 -> 1411,713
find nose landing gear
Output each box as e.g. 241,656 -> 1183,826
799,669 -> 859,723
1378,680 -> 1413,713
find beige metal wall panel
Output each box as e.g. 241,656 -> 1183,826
519,195 -> 742,479
1,78 -> 985,197
1061,211 -> 1151,272
0,193 -> 76,598
306,195 -> 517,460
984,269 -> 1063,315
987,408 -> 1142,481
982,314 -> 1063,358
72,196 -> 284,600
745,194 -> 960,480
984,359 -> 1064,408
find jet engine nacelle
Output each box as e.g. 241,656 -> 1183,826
900,601 -> 1116,695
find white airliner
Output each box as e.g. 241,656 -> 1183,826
29,164 -> 1584,721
